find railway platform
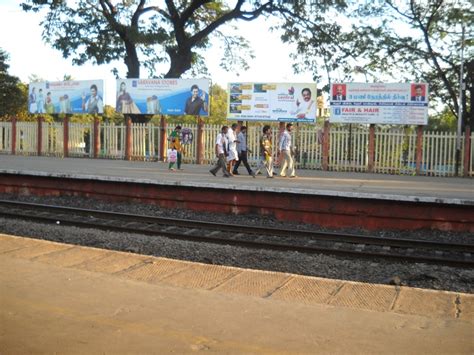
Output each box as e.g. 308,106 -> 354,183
1,233 -> 473,353
1,155 -> 473,201
1,155 -> 473,231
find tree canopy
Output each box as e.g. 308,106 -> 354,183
20,1 -> 348,79
21,0 -> 280,79
0,49 -> 28,119
278,0 -> 473,127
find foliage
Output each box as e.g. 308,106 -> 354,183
20,0 -> 278,79
427,107 -> 457,131
277,0 -> 472,128
352,0 -> 473,127
0,49 -> 28,119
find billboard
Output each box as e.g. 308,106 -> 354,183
115,78 -> 210,116
330,83 -> 428,125
28,80 -> 104,115
227,82 -> 317,122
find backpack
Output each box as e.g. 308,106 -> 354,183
167,149 -> 177,163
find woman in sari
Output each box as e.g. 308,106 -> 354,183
116,82 -> 140,114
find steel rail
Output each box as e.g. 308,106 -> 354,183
0,200 -> 473,268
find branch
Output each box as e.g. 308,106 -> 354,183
410,0 -> 459,115
386,0 -> 414,21
188,1 -> 272,49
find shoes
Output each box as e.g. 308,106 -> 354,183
233,171 -> 240,175
266,176 -> 273,178
280,174 -> 286,177
169,168 -> 176,171
290,175 -> 298,178
252,173 -> 256,178
223,174 -> 231,178
209,170 -> 216,176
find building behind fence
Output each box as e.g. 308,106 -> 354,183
0,119 -> 472,177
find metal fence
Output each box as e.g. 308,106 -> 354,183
1,121 -> 472,177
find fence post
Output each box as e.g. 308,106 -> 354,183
11,116 -> 17,155
37,116 -> 43,156
196,116 -> 204,164
464,125 -> 471,177
159,115 -> 167,161
322,120 -> 330,171
415,125 -> 423,175
93,117 -> 100,158
367,124 -> 375,172
63,115 -> 69,158
125,116 -> 132,161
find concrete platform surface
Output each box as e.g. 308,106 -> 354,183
1,155 -> 473,204
1,234 -> 473,354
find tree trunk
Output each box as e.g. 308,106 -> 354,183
165,48 -> 193,78
125,41 -> 140,78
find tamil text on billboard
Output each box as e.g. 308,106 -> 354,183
28,80 -> 104,115
330,83 -> 428,125
115,78 -> 210,116
227,83 -> 317,122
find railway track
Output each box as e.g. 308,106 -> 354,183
0,199 -> 473,268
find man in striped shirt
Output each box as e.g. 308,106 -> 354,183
278,123 -> 297,178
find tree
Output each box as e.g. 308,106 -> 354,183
278,0 -> 473,128
354,0 -> 473,129
21,1 -> 351,80
21,0 -> 280,79
0,49 -> 28,119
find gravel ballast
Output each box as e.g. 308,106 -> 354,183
1,194 -> 473,293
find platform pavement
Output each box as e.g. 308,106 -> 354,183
1,155 -> 473,204
0,233 -> 473,354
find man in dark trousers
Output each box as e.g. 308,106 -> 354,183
233,126 -> 255,177
210,126 -> 231,177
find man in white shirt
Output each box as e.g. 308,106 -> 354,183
278,123 -> 297,178
210,126 -> 231,177
226,123 -> 239,175
294,88 -> 316,120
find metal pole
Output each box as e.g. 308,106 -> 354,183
455,25 -> 465,176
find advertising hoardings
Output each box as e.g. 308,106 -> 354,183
227,82 -> 317,122
115,78 -> 210,116
330,83 -> 428,125
28,80 -> 104,115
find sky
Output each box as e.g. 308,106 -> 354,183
0,1 -> 317,107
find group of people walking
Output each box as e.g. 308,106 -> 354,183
209,123 -> 297,179
167,123 -> 298,178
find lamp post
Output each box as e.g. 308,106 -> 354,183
455,25 -> 465,176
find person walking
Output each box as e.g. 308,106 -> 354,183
279,123 -> 297,178
254,125 -> 274,178
226,123 -> 239,175
210,126 -> 232,178
168,125 -> 183,170
233,126 -> 255,177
